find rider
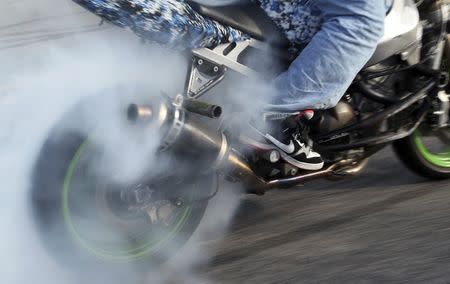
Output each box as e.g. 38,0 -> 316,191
72,0 -> 387,170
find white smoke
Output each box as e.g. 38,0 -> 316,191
0,0 -> 243,283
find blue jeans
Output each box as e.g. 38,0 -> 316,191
73,0 -> 386,111
266,0 -> 386,111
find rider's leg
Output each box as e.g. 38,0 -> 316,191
256,0 -> 386,170
72,0 -> 247,49
265,0 -> 386,111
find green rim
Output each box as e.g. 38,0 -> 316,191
414,130 -> 450,168
61,139 -> 192,262
412,43 -> 450,169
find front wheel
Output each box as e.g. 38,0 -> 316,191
394,127 -> 450,179
31,96 -> 214,274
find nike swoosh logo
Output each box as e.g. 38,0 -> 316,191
265,134 -> 296,154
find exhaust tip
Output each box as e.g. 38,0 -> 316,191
211,105 -> 222,119
183,98 -> 223,119
127,104 -> 153,122
127,104 -> 138,121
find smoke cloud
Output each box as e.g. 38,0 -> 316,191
0,0 -> 243,283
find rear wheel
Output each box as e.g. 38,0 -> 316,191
31,96 -> 214,274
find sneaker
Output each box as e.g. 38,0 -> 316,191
264,132 -> 324,171
247,110 -> 324,171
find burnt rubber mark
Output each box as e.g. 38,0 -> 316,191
0,27 -> 110,50
0,26 -> 106,44
209,187 -> 437,267
0,11 -> 88,31
0,24 -> 100,38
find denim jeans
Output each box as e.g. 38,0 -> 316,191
73,0 -> 386,111
266,0 -> 386,111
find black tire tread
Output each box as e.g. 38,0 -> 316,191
393,133 -> 450,179
30,96 -> 210,274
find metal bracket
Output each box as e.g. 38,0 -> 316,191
185,39 -> 264,98
187,57 -> 226,98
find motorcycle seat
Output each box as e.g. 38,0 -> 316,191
187,1 -> 290,47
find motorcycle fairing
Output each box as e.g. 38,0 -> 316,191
367,0 -> 421,66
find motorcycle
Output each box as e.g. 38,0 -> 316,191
31,0 -> 450,270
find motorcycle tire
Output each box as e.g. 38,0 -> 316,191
393,129 -> 450,179
30,95 -> 213,276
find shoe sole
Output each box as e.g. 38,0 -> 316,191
279,150 -> 324,171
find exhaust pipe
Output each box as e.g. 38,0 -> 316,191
127,97 -> 268,194
127,97 -> 368,195
127,104 -> 153,122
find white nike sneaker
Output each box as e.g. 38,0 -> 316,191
264,133 -> 324,171
246,110 -> 324,171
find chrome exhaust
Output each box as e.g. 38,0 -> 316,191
127,97 -> 368,195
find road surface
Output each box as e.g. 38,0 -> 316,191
202,148 -> 450,283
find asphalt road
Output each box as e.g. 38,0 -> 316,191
201,148 -> 450,283
2,1 -> 450,283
